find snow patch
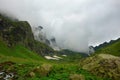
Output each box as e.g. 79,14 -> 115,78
44,55 -> 62,60
62,55 -> 67,57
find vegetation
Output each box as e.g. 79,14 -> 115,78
0,39 -> 108,80
80,38 -> 120,80
0,13 -> 53,56
81,54 -> 120,80
95,38 -> 120,56
0,13 -> 119,80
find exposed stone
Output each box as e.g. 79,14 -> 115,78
33,64 -> 52,77
69,74 -> 85,80
29,72 -> 35,77
81,54 -> 120,80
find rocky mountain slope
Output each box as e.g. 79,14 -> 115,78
0,14 -> 53,56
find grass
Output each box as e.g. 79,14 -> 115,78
0,39 -> 45,63
0,13 -> 113,80
95,40 -> 120,56
0,39 -> 111,80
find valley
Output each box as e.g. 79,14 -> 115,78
0,13 -> 120,80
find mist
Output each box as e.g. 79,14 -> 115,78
0,0 -> 120,52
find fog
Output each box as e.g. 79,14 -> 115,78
0,0 -> 120,52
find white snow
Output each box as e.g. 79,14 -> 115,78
62,55 -> 67,57
53,55 -> 62,59
44,55 -> 62,60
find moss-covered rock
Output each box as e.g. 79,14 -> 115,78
32,64 -> 52,77
29,72 -> 35,77
69,74 -> 85,80
81,54 -> 120,80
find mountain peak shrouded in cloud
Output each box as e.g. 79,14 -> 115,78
0,0 -> 120,53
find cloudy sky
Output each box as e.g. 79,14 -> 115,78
0,0 -> 120,52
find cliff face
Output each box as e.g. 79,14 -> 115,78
0,14 -> 53,56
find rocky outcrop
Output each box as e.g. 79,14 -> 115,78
33,26 -> 50,45
0,61 -> 17,80
29,64 -> 52,77
81,54 -> 120,80
88,46 -> 95,54
33,26 -> 60,51
0,14 -> 53,56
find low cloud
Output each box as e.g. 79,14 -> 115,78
0,0 -> 120,52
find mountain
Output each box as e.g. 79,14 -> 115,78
33,26 -> 60,51
0,13 -> 53,56
0,13 -> 118,80
94,38 -> 120,56
33,26 -> 50,45
57,49 -> 88,57
94,38 -> 120,51
88,46 -> 95,55
80,38 -> 120,80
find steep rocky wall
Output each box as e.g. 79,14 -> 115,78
0,14 -> 53,56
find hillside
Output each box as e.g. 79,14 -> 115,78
0,13 -> 119,80
0,39 -> 45,62
80,38 -> 120,80
0,14 -> 53,56
0,15 -> 107,80
0,40 -> 108,80
94,38 -> 120,56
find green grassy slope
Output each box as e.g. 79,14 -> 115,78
0,13 -> 54,56
95,39 -> 120,56
0,39 -> 45,63
79,39 -> 120,80
0,13 -> 111,80
0,39 -> 109,80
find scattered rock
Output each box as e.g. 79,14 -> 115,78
0,61 -> 17,80
0,72 -> 15,80
69,74 -> 85,80
29,72 -> 35,77
33,64 -> 52,77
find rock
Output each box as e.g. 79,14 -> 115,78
29,72 -> 35,77
0,72 -> 15,80
33,64 -> 52,77
0,18 -> 2,22
69,74 -> 85,80
40,64 -> 52,76
81,54 -> 120,80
